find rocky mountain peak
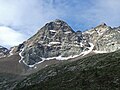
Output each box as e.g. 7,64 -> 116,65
43,19 -> 74,33
83,22 -> 120,53
92,23 -> 107,30
94,23 -> 111,33
54,19 -> 66,23
84,22 -> 111,36
14,20 -> 93,66
97,22 -> 107,27
24,19 -> 75,47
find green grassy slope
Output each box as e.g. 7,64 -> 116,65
14,50 -> 120,90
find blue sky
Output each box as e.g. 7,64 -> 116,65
0,0 -> 120,48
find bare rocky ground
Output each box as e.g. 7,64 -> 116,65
0,54 -> 24,75
0,51 -> 96,75
0,54 -> 66,75
0,54 -> 64,90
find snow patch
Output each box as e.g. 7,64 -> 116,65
38,41 -> 44,44
0,54 -> 6,58
49,30 -> 57,33
64,31 -> 71,34
34,66 -> 37,69
22,55 -> 79,68
8,47 -> 15,56
56,55 -> 80,60
49,42 -> 61,45
93,50 -> 108,53
27,55 -> 81,68
45,65 -> 48,67
117,30 -> 120,33
27,60 -> 45,68
19,47 -> 25,63
47,44 -> 51,47
21,42 -> 95,68
80,43 -> 94,56
74,45 -> 80,47
96,30 -> 103,35
80,42 -> 84,47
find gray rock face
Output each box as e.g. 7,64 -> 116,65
19,20 -> 91,65
83,23 -> 120,52
0,46 -> 8,58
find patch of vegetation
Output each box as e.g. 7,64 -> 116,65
14,50 -> 120,90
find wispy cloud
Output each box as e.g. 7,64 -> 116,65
0,0 -> 120,47
82,0 -> 120,27
0,0 -> 120,29
0,0 -> 60,34
0,26 -> 26,48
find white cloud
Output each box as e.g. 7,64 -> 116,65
0,0 -> 60,47
0,0 -> 60,35
0,0 -> 120,29
0,0 -> 120,47
0,26 -> 26,48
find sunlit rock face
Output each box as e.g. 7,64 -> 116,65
83,23 -> 120,52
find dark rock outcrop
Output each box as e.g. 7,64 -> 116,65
0,46 -> 8,58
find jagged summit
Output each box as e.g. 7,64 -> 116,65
42,19 -> 74,33
97,22 -> 107,27
84,22 -> 111,35
25,19 -> 75,47
83,22 -> 120,53
54,19 -> 66,23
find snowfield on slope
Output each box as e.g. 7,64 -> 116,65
18,43 -> 95,68
19,47 -> 25,63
